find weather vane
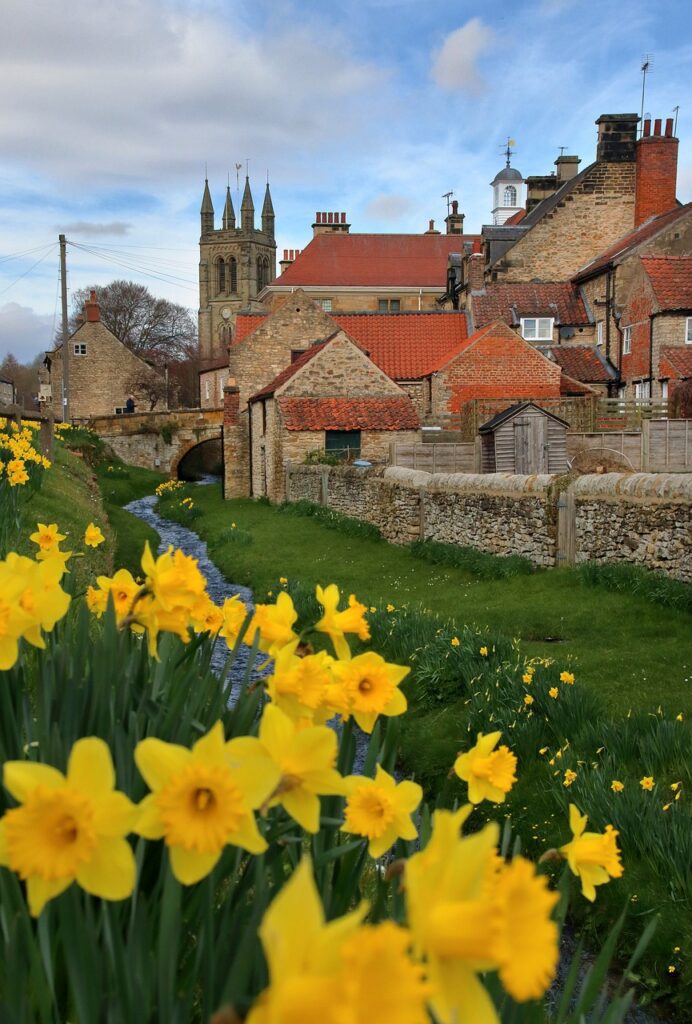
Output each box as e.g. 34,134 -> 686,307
501,137 -> 516,167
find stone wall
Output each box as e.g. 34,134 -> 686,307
285,464 -> 692,581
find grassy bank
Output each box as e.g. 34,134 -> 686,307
93,460 -> 164,573
160,483 -> 692,718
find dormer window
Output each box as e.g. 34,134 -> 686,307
503,185 -> 517,207
521,318 -> 553,342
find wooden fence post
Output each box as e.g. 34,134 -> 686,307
641,420 -> 650,471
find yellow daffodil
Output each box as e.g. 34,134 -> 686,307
640,776 -> 654,791
559,671 -> 575,685
405,808 -> 558,1023
522,672 -> 533,684
386,603 -> 395,613
189,595 -> 224,635
248,592 -> 299,657
29,523 -> 66,552
676,713 -> 683,722
87,568 -> 140,623
451,637 -> 460,648
560,804 -> 623,902
611,780 -> 624,793
246,857 -> 367,1024
84,523 -> 105,548
315,583 -> 370,660
524,694 -> 534,706
671,781 -> 681,792
563,769 -> 577,787
219,594 -> 249,649
331,650 -> 409,733
338,922 -> 430,1024
479,646 -> 488,657
141,542 -> 207,613
453,731 -> 517,805
134,721 -> 279,884
539,746 -> 549,755
0,738 -> 136,916
342,765 -> 422,857
266,641 -> 336,723
549,687 -> 559,699
0,569 -> 37,670
6,552 -> 71,650
226,704 -> 343,833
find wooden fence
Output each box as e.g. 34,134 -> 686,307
567,432 -> 643,471
390,441 -> 477,473
645,419 -> 691,471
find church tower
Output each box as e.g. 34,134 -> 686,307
198,175 -> 277,365
490,140 -> 526,225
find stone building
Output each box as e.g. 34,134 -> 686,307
42,291 -> 166,421
618,255 -> 692,400
0,377 -> 15,407
198,176 -> 277,367
244,333 -> 420,501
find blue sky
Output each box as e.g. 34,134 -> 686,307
1,0 -> 691,362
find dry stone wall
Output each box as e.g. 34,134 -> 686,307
285,464 -> 691,581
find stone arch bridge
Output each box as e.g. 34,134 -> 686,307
87,409 -> 223,476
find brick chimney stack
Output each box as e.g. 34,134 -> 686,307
424,219 -> 441,235
445,199 -> 465,235
84,289 -> 100,323
279,248 -> 301,274
635,117 -> 679,226
467,238 -> 486,293
312,211 -> 350,237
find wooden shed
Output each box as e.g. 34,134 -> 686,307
478,402 -> 569,474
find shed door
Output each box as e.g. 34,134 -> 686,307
514,417 -> 547,473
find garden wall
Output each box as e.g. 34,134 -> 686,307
284,464 -> 692,581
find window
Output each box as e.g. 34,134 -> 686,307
320,298 -> 333,312
686,317 -> 692,344
114,406 -> 125,415
229,257 -> 237,293
661,380 -> 669,400
73,343 -> 87,356
217,258 -> 226,294
377,299 -> 401,312
622,326 -> 632,354
503,185 -> 517,207
325,430 -> 361,460
520,318 -> 553,341
634,380 -> 650,400
205,379 -> 211,401
256,255 -> 270,292
219,376 -> 225,399
596,321 -> 604,346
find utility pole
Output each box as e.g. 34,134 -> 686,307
59,234 -> 70,422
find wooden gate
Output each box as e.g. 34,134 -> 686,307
556,488 -> 576,566
514,417 -> 547,474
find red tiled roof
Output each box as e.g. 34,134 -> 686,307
573,204 -> 692,280
235,313 -> 267,342
660,346 -> 692,379
641,256 -> 692,311
560,372 -> 597,396
270,233 -> 480,288
504,209 -> 526,225
549,346 -> 615,383
472,283 -> 589,328
331,312 -> 469,379
249,344 -> 326,401
278,396 -> 420,431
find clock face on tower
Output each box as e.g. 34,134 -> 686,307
221,308 -> 231,320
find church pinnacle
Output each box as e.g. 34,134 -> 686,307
223,186 -> 236,230
261,182 -> 275,239
241,177 -> 255,232
200,178 -> 214,234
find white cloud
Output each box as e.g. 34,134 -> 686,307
431,19 -> 494,94
0,303 -> 56,363
55,222 -> 132,236
364,194 -> 415,222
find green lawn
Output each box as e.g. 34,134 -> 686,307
94,461 -> 165,574
175,485 -> 692,718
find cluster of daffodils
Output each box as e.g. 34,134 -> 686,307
154,479 -> 183,497
0,419 -> 51,487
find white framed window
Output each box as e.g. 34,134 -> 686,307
596,321 -> 604,346
686,316 -> 692,344
661,380 -> 669,400
521,317 -> 554,341
73,343 -> 87,356
205,379 -> 211,400
622,326 -> 632,355
218,376 -> 225,399
634,380 -> 650,400
503,185 -> 517,207
320,298 -> 333,312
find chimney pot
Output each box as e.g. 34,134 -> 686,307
665,118 -> 674,138
472,238 -> 482,254
322,211 -> 327,221
429,219 -> 434,230
643,119 -> 651,137
84,290 -> 100,322
283,249 -> 288,260
341,212 -> 346,223
451,200 -> 458,214
654,118 -> 662,136
316,212 -> 321,223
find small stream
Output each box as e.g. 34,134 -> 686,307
124,491 -> 667,1024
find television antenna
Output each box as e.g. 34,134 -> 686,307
639,55 -> 653,135
672,105 -> 680,135
442,191 -> 454,215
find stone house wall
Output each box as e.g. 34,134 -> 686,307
492,162 -> 636,283
285,464 -> 692,581
200,367 -> 228,409
264,289 -> 443,314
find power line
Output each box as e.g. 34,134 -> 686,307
0,243 -> 57,299
0,241 -> 57,264
67,240 -> 198,292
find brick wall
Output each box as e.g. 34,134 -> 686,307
635,123 -> 678,227
619,263 -> 655,389
492,162 -> 636,283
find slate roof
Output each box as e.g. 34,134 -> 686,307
278,396 -> 420,431
472,283 -> 590,328
249,345 -> 326,401
548,345 -> 617,383
268,233 -> 480,289
331,311 -> 469,379
573,205 -> 692,281
659,346 -> 692,379
641,256 -> 692,311
478,402 -> 570,433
